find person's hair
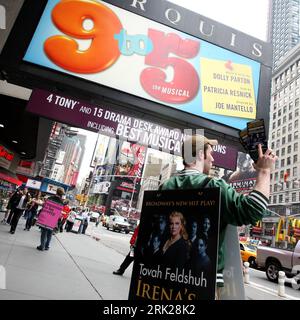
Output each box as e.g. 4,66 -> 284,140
182,143 -> 211,166
56,188 -> 65,197
169,211 -> 188,240
181,135 -> 218,166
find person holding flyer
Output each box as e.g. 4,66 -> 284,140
36,188 -> 65,251
160,134 -> 277,297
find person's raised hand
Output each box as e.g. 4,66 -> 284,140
253,144 -> 277,172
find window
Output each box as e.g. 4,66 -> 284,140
277,129 -> 281,137
288,145 -> 292,153
273,195 -> 277,204
279,195 -> 283,203
283,105 -> 287,113
288,134 -> 292,142
282,148 -> 285,156
282,137 -> 286,145
271,142 -> 275,149
280,170 -> 284,179
287,157 -> 291,165
294,154 -> 298,163
294,143 -> 298,152
289,112 -> 293,120
293,167 -> 297,176
282,126 -> 286,134
276,139 -> 280,147
292,193 -> 296,202
295,120 -> 299,129
278,119 -> 281,126
295,131 -> 298,139
281,159 -> 285,167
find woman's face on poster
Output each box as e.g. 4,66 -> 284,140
153,236 -> 160,250
169,216 -> 182,238
191,221 -> 197,237
203,218 -> 210,233
198,238 -> 207,255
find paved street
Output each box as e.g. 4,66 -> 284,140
0,211 -> 298,300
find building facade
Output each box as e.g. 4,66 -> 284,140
271,0 -> 300,69
269,42 -> 300,215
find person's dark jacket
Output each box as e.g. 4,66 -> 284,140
11,191 -> 30,210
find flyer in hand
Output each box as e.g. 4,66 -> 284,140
238,128 -> 250,153
128,188 -> 221,301
246,119 -> 268,162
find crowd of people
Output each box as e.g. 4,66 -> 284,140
1,186 -> 92,251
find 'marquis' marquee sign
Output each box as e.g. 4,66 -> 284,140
24,0 -> 272,130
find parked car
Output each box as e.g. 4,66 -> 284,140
102,215 -> 109,227
107,215 -> 130,233
128,218 -> 139,232
256,240 -> 300,282
108,208 -> 121,216
89,211 -> 100,223
240,242 -> 257,268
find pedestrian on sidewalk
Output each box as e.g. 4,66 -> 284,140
65,208 -> 77,232
24,192 -> 43,231
58,201 -> 71,232
78,209 -> 89,234
1,190 -> 16,224
9,187 -> 31,234
36,188 -> 65,251
113,224 -> 139,276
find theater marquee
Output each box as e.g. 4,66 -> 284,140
23,0 -> 270,130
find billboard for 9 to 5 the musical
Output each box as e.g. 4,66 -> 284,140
23,0 -> 267,130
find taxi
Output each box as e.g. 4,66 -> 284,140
240,242 -> 257,268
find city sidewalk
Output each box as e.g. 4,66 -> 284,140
0,212 -> 132,300
0,211 -> 288,300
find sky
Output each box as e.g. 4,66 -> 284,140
75,0 -> 270,185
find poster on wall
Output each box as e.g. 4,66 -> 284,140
23,0 -> 262,130
129,188 -> 220,300
114,141 -> 146,181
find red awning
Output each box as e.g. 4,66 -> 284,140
0,172 -> 23,186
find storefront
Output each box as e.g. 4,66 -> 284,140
0,168 -> 23,211
0,145 -> 23,211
